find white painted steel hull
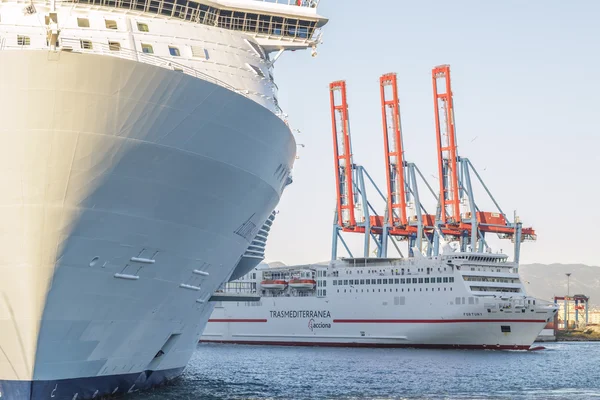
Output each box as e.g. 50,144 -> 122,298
204,294 -> 553,349
0,50 -> 294,398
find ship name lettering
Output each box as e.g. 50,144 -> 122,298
269,310 -> 331,319
463,312 -> 483,317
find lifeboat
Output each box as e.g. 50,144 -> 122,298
261,279 -> 287,290
288,278 -> 316,290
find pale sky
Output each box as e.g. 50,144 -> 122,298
264,0 -> 599,266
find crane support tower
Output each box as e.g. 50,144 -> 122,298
329,80 -> 387,260
430,65 -> 536,261
432,65 -> 461,226
379,73 -> 438,257
380,73 -> 409,228
329,80 -> 357,231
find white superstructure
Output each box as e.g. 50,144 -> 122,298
203,251 -> 558,349
0,0 -> 327,398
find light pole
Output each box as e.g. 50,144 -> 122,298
566,273 -> 572,330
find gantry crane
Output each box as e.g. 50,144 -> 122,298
431,65 -> 536,262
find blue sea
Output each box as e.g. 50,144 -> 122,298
130,342 -> 599,399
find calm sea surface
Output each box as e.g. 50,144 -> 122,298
130,342 -> 599,400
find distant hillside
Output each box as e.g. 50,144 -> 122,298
520,264 -> 600,306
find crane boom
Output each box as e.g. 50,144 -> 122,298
380,73 -> 408,227
432,65 -> 461,224
329,80 -> 356,229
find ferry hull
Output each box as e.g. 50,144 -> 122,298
0,50 -> 294,399
204,304 -> 553,350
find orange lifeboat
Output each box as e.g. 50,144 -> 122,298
288,278 -> 316,290
261,279 -> 287,290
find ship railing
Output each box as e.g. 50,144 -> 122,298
254,0 -> 319,7
50,0 -> 323,44
53,37 -> 286,120
219,281 -> 256,294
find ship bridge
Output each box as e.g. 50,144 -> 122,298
53,0 -> 328,52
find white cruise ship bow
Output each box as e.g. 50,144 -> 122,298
0,0 -> 327,398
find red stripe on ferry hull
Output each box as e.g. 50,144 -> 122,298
333,319 -> 546,324
208,319 -> 267,323
199,340 -> 531,350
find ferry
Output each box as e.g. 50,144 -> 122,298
202,249 -> 559,349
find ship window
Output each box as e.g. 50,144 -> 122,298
418,278 -> 423,284
169,46 -> 181,56
77,18 -> 90,28
450,277 -> 455,283
383,279 -> 388,284
377,279 -> 382,284
137,22 -> 149,32
141,43 -> 153,54
501,325 -> 511,333
425,278 -> 430,283
323,289 -> 326,296
108,41 -> 121,51
247,64 -> 265,78
412,278 -> 417,284
333,280 -> 337,286
17,35 -> 30,46
80,40 -> 93,49
105,19 -> 118,29
366,279 -> 370,284
344,280 -> 348,285
360,279 -> 364,285
400,279 -> 405,284
437,278 -> 442,283
443,277 -> 448,283
191,46 -> 209,59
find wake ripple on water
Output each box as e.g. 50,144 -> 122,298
127,342 -> 600,400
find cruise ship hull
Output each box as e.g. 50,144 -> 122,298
0,50 -> 294,399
